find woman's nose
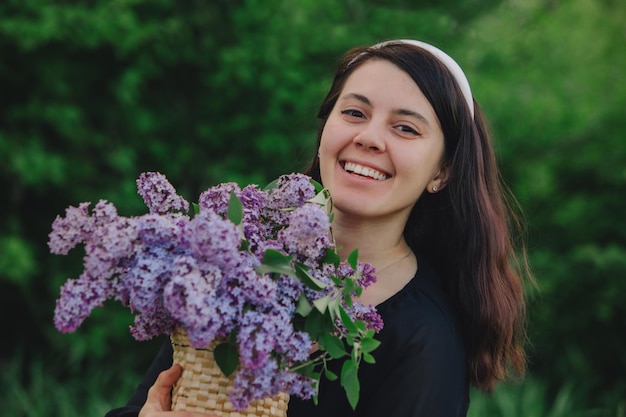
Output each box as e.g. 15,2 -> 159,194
353,123 -> 386,152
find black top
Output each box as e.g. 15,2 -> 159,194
105,257 -> 469,417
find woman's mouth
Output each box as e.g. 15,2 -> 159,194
342,161 -> 390,181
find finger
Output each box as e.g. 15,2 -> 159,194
155,363 -> 183,391
142,364 -> 184,413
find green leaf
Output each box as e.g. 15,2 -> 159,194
324,367 -> 338,381
343,277 -> 355,294
227,191 -> 243,225
347,249 -> 359,269
360,337 -> 381,354
295,263 -> 327,291
355,320 -> 366,332
256,249 -> 294,276
328,297 -> 342,319
313,294 -> 332,313
192,202 -> 200,215
310,178 -> 324,193
214,341 -> 239,377
307,189 -> 330,208
296,294 -> 313,317
354,286 -> 363,297
322,249 -> 341,267
304,309 -> 334,340
340,359 -> 360,410
319,333 -> 347,359
362,352 -> 376,364
338,306 -> 358,333
263,178 -> 279,190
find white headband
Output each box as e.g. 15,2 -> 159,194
370,39 -> 474,117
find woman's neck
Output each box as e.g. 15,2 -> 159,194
330,210 -> 411,268
331,210 -> 418,307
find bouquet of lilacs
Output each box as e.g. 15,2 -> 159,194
49,172 -> 383,410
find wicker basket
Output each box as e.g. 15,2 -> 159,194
170,329 -> 289,417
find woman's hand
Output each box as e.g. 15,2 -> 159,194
139,364 -> 218,417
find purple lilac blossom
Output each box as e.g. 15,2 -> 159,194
278,204 -> 330,261
119,231 -> 181,340
123,246 -> 171,314
275,275 -> 305,314
163,256 -> 223,347
54,271 -> 110,333
92,199 -> 119,227
187,211 -> 241,271
357,261 -> 377,289
50,171 -> 384,409
261,173 -> 316,230
239,185 -> 266,221
197,182 -> 240,217
131,305 -> 176,341
268,173 -> 316,208
48,202 -> 95,255
230,361 -> 316,410
237,310 -> 278,370
230,361 -> 281,410
232,267 -> 277,306
137,172 -> 189,214
358,307 -> 384,333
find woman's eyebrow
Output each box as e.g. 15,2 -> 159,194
394,108 -> 430,127
340,92 -> 371,105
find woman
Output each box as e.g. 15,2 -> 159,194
106,39 -> 530,417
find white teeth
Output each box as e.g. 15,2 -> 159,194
344,162 -> 387,180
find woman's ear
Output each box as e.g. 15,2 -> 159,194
427,163 -> 450,194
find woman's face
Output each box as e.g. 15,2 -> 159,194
319,58 -> 447,224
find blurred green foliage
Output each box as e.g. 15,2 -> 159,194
1,0 -> 624,415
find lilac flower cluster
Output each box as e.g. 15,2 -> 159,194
49,171 -> 383,410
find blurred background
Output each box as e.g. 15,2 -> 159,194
1,0 -> 624,416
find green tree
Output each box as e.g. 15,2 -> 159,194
456,0 -> 626,408
2,0 -> 624,414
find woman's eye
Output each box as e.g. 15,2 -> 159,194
341,109 -> 364,118
395,125 -> 420,135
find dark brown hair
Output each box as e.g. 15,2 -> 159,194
304,42 -> 530,391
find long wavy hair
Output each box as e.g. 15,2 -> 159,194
304,42 -> 531,392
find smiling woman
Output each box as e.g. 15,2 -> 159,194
105,40 -> 531,417
296,40 -> 530,416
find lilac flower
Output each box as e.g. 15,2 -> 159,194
198,182 -> 240,217
237,311 -> 278,370
123,246 -> 171,315
279,204 -> 330,261
92,199 -> 120,226
187,211 -> 241,270
230,361 -> 281,410
136,213 -> 188,253
163,256 -> 222,346
359,308 -> 384,333
48,202 -> 94,255
276,370 -> 316,400
50,171 -> 384,411
53,271 -> 112,333
239,184 -> 266,220
137,172 -> 189,214
130,305 -> 176,341
275,275 -> 305,314
267,173 -> 316,209
357,261 -> 378,288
